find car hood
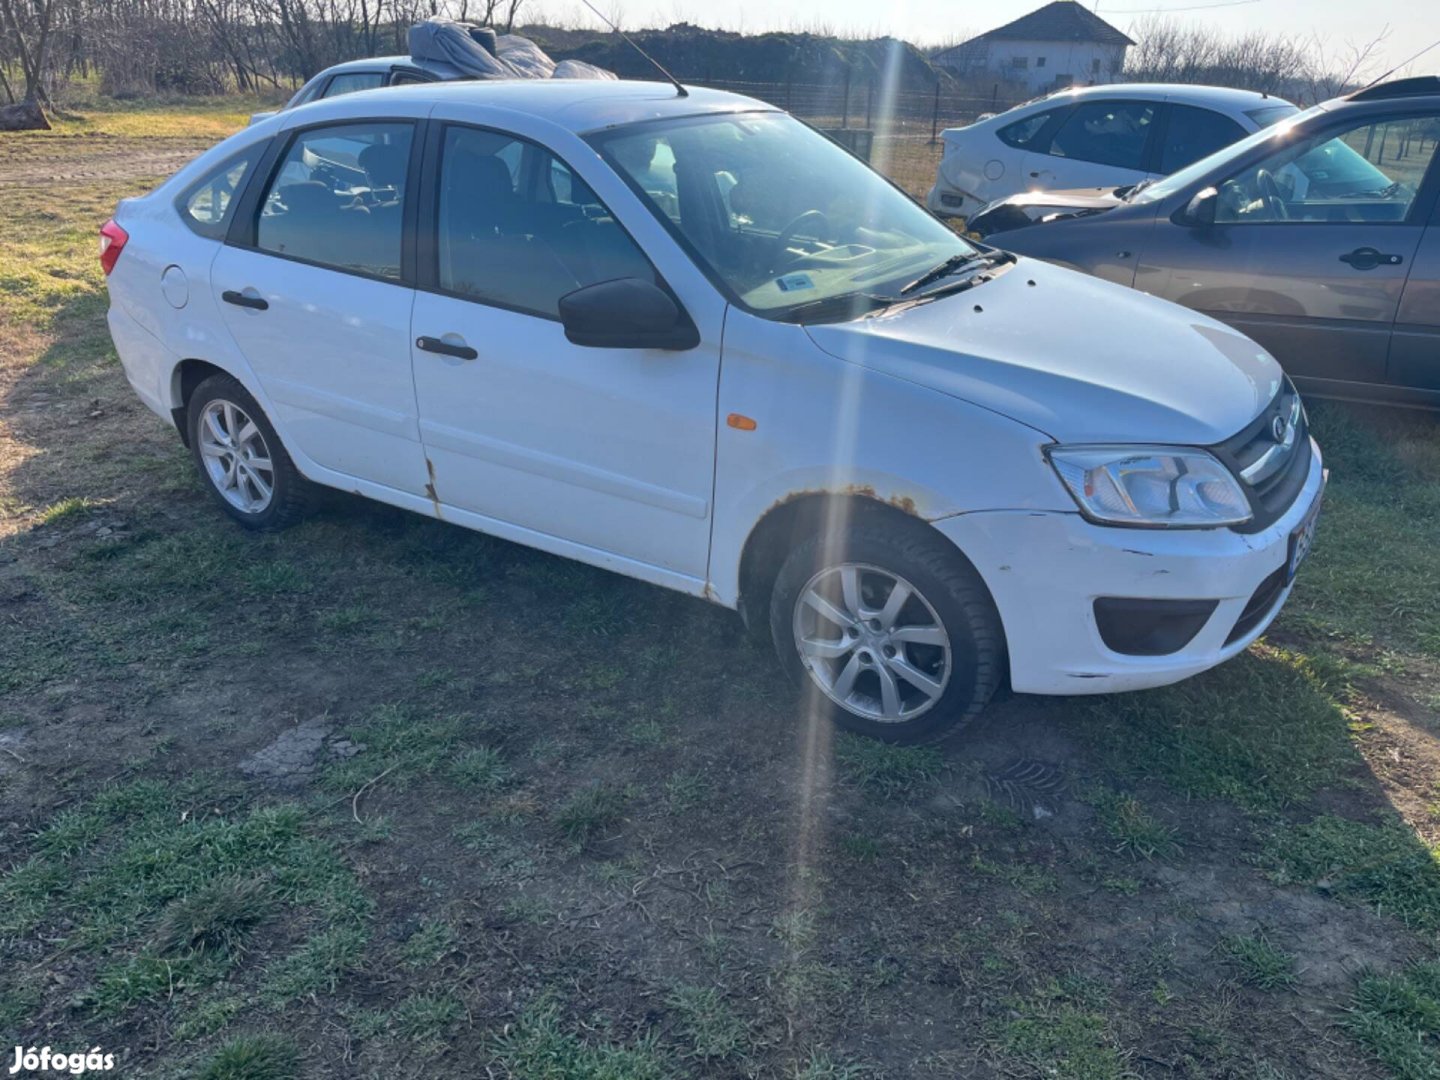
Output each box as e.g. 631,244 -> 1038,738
804,259 -> 1283,445
970,186 -> 1125,236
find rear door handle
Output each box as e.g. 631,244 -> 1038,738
222,290 -> 268,310
416,335 -> 478,360
1339,247 -> 1403,270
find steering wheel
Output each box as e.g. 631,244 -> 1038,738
772,210 -> 832,269
1255,169 -> 1288,221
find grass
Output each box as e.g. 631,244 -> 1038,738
490,1000 -> 668,1080
666,985 -> 751,1061
833,734 -> 943,797
1086,787 -> 1179,861
553,783 -> 628,844
1219,932 -> 1297,991
997,980 -> 1130,1080
196,1033 -> 299,1080
1349,962 -> 1440,1080
1266,814 -> 1440,930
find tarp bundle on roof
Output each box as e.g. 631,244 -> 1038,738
408,18 -> 616,81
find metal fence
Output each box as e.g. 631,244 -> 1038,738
683,76 -> 1027,143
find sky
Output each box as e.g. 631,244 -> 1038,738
538,0 -> 1440,81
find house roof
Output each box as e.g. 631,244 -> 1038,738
947,1 -> 1135,51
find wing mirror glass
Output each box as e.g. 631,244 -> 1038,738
1182,186 -> 1218,227
558,278 -> 699,351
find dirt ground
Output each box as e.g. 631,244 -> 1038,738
3,110 -> 1440,1080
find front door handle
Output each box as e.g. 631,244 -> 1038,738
1339,247 -> 1403,271
416,335 -> 478,360
222,290 -> 268,310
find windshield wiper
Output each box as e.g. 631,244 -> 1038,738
898,250 -> 1015,296
1122,178 -> 1157,202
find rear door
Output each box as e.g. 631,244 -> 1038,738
1389,206 -> 1440,394
1023,98 -> 1157,190
213,117 -> 429,494
1140,110 -> 1440,389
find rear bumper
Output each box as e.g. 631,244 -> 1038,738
107,301 -> 174,423
932,439 -> 1325,695
925,181 -> 977,220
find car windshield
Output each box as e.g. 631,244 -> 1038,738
1132,104 -> 1325,204
589,112 -> 980,319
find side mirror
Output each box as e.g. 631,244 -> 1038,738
1181,186 -> 1218,227
558,278 -> 699,351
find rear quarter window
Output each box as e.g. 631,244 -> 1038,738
177,151 -> 257,239
997,110 -> 1056,148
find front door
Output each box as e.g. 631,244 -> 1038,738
214,119 -> 428,495
408,123 -> 720,582
1390,220 -> 1440,394
1139,112 -> 1440,388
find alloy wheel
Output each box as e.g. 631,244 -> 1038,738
197,399 -> 275,514
791,562 -> 952,722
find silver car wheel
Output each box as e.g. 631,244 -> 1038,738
197,399 -> 274,514
791,562 -> 952,723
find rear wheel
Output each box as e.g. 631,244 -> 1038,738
769,518 -> 1004,744
187,373 -> 310,531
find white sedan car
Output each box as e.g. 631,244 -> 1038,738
102,80 -> 1323,743
928,83 -> 1297,220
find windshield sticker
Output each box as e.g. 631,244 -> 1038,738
775,273 -> 815,293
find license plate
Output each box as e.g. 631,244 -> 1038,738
1287,491 -> 1323,583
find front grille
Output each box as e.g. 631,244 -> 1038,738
1225,563 -> 1288,645
1209,380 -> 1312,534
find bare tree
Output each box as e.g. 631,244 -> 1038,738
0,0 -> 59,103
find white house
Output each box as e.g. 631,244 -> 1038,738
932,1 -> 1134,96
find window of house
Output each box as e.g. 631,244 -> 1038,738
1011,56 -> 1030,69
1091,58 -> 1102,74
1036,56 -> 1047,68
255,122 -> 413,279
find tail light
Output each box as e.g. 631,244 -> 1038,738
99,219 -> 128,275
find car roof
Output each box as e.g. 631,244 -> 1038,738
307,79 -> 774,133
317,54 -> 462,78
1033,82 -> 1292,111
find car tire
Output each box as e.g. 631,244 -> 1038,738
769,516 -> 1004,744
187,373 -> 310,531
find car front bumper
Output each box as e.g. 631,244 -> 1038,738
931,439 -> 1326,695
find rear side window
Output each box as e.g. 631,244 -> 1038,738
179,152 -> 255,239
1159,105 -> 1245,175
435,125 -> 656,318
997,110 -> 1055,148
1044,100 -> 1156,170
255,121 -> 414,279
322,72 -> 385,99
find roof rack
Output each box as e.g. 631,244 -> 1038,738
1347,76 -> 1440,101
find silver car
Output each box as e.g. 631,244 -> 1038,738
971,76 -> 1440,408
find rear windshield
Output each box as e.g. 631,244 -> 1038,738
1245,104 -> 1300,128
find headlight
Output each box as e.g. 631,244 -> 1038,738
1047,445 -> 1252,528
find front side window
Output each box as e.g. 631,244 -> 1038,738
436,126 -> 656,317
322,72 -> 385,99
1159,105 -> 1245,175
592,112 -> 979,318
1044,100 -> 1156,170
1215,115 -> 1439,224
180,152 -> 254,237
256,121 -> 413,278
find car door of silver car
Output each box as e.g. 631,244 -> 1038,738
1138,111 -> 1440,391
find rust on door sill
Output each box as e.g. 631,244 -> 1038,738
425,458 -> 442,521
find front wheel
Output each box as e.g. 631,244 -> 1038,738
769,518 -> 1004,744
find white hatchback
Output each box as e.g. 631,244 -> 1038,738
927,83 -> 1297,220
104,80 -> 1324,743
